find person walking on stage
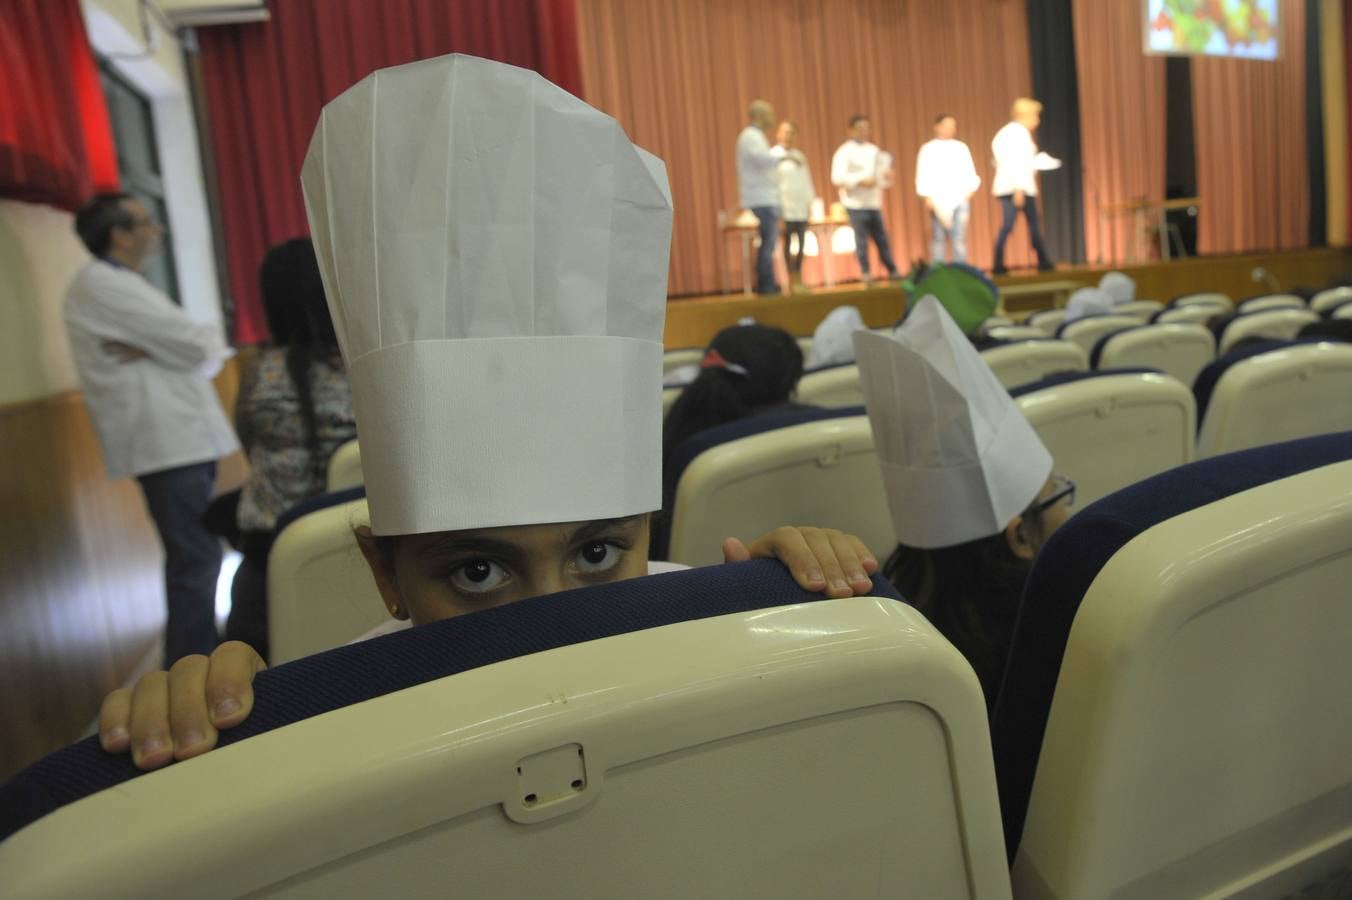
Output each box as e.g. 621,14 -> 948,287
915,114 -> 981,264
991,98 -> 1056,275
772,120 -> 817,293
737,100 -> 796,295
831,114 -> 900,285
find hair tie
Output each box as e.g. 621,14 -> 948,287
700,348 -> 749,376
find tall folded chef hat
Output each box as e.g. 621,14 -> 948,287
301,55 -> 673,536
853,296 -> 1052,549
806,305 -> 866,369
1099,271 -> 1136,306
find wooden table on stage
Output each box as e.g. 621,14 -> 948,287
1099,197 -> 1200,264
720,214 -> 850,295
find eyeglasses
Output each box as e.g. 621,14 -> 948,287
1028,474 -> 1075,517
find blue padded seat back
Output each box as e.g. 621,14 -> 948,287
1191,337 -> 1326,426
0,559 -> 904,843
990,431 -> 1352,860
273,485 -> 367,537
1088,325 -> 1148,369
1007,367 -> 1161,399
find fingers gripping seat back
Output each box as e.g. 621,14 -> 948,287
993,433 -> 1352,900
666,407 -> 894,567
1011,370 -> 1196,509
268,487 -> 385,664
980,340 -> 1088,390
325,438 -> 363,491
1195,342 -> 1352,458
0,561 -> 1013,900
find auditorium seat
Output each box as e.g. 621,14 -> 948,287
662,347 -> 702,375
1333,302 -> 1352,320
1056,314 -> 1141,356
1236,293 -> 1307,314
1310,286 -> 1352,314
1152,305 -> 1216,326
268,487 -> 383,663
1026,308 -> 1066,336
1112,299 -> 1164,320
1195,341 -> 1352,458
994,433 -> 1352,899
0,561 -> 1013,900
1011,370 -> 1195,509
1091,323 -> 1215,387
325,439 -> 363,492
1169,291 -> 1232,312
794,363 -> 863,408
980,340 -> 1088,390
666,407 -> 893,567
987,325 -> 1047,343
1216,307 -> 1320,353
662,386 -> 682,416
795,335 -> 814,358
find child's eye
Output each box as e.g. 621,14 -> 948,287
449,559 -> 509,594
575,541 -> 623,574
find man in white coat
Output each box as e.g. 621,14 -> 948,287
737,100 -> 797,295
915,114 -> 981,264
831,114 -> 900,284
65,193 -> 238,665
990,97 -> 1056,275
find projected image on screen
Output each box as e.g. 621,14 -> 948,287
1146,0 -> 1278,60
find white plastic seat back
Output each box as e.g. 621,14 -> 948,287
1026,308 -> 1066,335
1012,452 -> 1352,900
1335,303 -> 1352,320
325,439 -> 363,492
1014,373 -> 1195,509
1236,293 -> 1306,314
1217,308 -> 1318,353
980,340 -> 1088,390
1094,323 -> 1215,387
661,386 -> 682,416
1172,292 -> 1233,311
794,364 -> 863,408
1057,314 -> 1140,356
1310,286 -> 1352,314
1197,343 -> 1352,458
1112,300 -> 1164,320
663,347 -> 702,375
1154,305 -> 1217,326
795,335 -> 814,358
669,415 -> 893,567
987,325 -> 1047,342
268,497 -> 386,663
982,315 -> 1014,330
2,571 -> 1013,900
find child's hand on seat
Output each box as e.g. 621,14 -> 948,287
723,527 -> 879,598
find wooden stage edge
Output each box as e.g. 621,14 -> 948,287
662,246 -> 1352,350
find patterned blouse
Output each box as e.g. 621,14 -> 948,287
236,347 -> 356,532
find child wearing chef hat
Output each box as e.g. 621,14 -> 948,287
854,296 -> 1075,711
99,55 -> 880,770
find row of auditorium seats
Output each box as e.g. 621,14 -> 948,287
5,433 -> 1352,898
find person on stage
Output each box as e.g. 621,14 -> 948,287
771,120 -> 817,294
737,100 -> 796,295
831,114 -> 900,285
915,114 -> 981,264
991,98 -> 1056,276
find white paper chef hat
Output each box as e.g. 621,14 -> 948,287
806,305 -> 866,369
301,55 -> 673,536
853,296 -> 1052,549
1064,286 -> 1114,323
1099,271 -> 1136,306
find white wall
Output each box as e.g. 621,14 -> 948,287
0,0 -> 224,406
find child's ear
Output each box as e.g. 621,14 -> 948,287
354,526 -> 410,620
1004,515 -> 1037,562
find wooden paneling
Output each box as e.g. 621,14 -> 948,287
0,358 -> 247,780
664,284 -> 908,349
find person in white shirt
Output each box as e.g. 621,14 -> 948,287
737,100 -> 796,295
831,114 -> 899,284
990,97 -> 1055,275
915,114 -> 981,264
65,193 -> 239,665
771,120 -> 817,292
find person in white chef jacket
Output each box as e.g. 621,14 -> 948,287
64,193 -> 239,666
771,120 -> 817,293
737,99 -> 797,295
915,114 -> 981,264
96,55 -> 883,771
990,98 -> 1056,275
831,114 -> 900,284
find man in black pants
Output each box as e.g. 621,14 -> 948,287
990,98 -> 1055,275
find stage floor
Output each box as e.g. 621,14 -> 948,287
662,247 -> 1352,349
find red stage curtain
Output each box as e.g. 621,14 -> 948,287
0,0 -> 119,211
197,0 -> 582,344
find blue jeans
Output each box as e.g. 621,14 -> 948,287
846,207 -> 898,279
137,461 -> 222,665
749,205 -> 780,294
930,203 -> 970,264
993,194 -> 1053,272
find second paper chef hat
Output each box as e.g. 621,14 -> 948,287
302,55 -> 673,536
806,305 -> 866,369
1099,271 -> 1136,306
853,296 -> 1052,549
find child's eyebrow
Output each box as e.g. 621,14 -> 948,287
567,515 -> 645,543
415,535 -> 527,564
